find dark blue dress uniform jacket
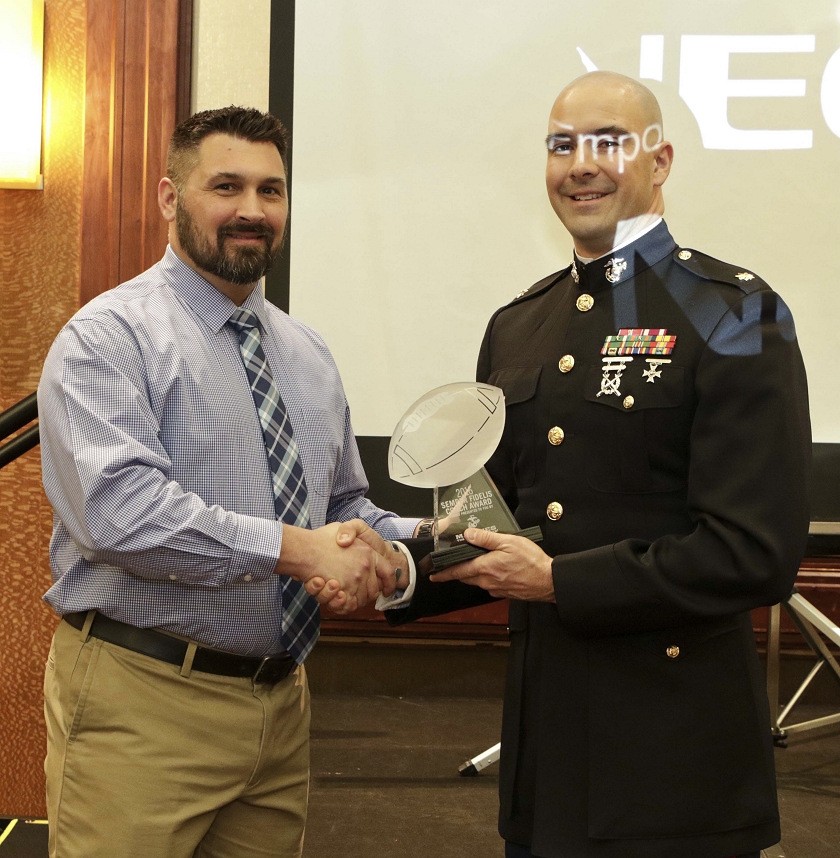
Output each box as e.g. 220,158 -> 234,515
390,221 -> 811,858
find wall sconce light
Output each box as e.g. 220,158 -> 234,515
0,0 -> 45,190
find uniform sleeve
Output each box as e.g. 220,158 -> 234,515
382,538 -> 498,625
477,311 -> 520,515
552,288 -> 811,636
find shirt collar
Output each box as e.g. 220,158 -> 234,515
571,219 -> 675,293
575,216 -> 663,265
160,245 -> 268,333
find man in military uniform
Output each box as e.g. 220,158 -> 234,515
322,71 -> 812,857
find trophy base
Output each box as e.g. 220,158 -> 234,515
429,526 -> 544,572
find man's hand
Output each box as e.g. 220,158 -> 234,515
276,522 -> 398,613
303,576 -> 346,610
305,521 -> 408,614
334,520 -> 407,594
428,528 -> 556,602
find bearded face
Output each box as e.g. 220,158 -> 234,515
175,198 -> 285,286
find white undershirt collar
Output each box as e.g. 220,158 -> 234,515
576,216 -> 663,266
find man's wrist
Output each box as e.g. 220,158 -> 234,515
376,541 -> 417,610
274,524 -> 312,581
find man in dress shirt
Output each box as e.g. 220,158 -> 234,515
343,72 -> 811,857
38,106 -> 416,858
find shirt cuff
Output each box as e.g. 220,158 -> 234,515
376,540 -> 417,610
228,515 -> 283,584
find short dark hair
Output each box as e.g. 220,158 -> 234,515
166,106 -> 289,190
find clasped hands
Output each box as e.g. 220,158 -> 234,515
287,524 -> 556,615
275,520 -> 408,614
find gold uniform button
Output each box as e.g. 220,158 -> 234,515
558,354 -> 575,373
546,502 -> 564,521
623,395 -> 635,409
548,426 -> 565,446
576,293 -> 594,312
678,250 -> 692,260
666,645 -> 680,659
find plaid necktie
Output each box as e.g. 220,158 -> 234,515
228,308 -> 319,663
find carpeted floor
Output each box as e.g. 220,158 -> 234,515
3,679 -> 837,857
304,696 -> 840,858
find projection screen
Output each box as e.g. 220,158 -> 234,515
288,1 -> 840,444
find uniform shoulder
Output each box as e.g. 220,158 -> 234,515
503,264 -> 573,308
672,247 -> 769,295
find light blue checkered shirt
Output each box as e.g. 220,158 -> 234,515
39,247 -> 417,655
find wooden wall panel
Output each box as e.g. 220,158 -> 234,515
79,0 -> 123,301
0,0 -> 187,818
752,557 -> 840,652
80,0 -> 181,305
323,599 -> 511,640
0,0 -> 87,817
327,561 -> 840,646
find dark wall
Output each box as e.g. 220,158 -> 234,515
810,443 -> 840,521
356,436 -> 431,517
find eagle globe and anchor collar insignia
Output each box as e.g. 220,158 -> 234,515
604,257 -> 627,283
569,220 -> 676,294
598,328 -> 677,395
571,256 -> 627,286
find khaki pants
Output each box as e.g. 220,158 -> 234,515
44,618 -> 310,858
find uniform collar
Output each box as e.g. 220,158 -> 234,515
570,220 -> 676,293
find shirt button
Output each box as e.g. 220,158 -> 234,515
244,574 -> 253,582
547,426 -> 565,446
576,294 -> 594,312
666,645 -> 680,659
623,395 -> 635,409
169,574 -> 177,581
546,502 -> 564,521
558,355 -> 575,373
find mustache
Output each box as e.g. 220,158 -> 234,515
218,222 -> 275,241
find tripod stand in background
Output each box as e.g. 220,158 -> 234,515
767,521 -> 840,746
766,588 -> 840,746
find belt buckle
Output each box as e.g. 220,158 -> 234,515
253,655 -> 290,685
253,656 -> 275,684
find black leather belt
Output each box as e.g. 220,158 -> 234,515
63,611 -> 296,684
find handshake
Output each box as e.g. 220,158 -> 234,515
274,519 -> 410,615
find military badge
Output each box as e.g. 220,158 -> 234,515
600,329 -> 676,389
736,272 -> 755,281
604,257 -> 627,283
642,358 -> 672,383
571,259 -> 580,284
597,356 -> 633,397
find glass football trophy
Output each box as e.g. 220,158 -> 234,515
388,382 -> 542,571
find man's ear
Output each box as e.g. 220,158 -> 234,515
158,177 -> 178,222
652,142 -> 674,187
